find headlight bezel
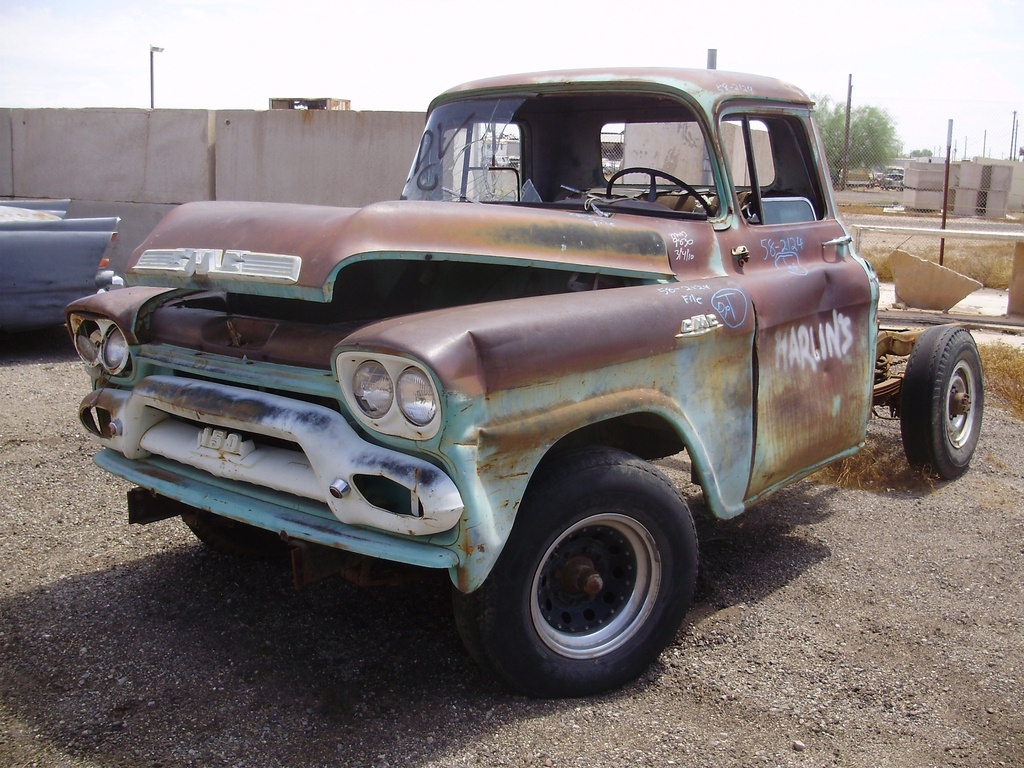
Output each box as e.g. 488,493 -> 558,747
69,314 -> 134,377
396,367 -> 438,427
100,324 -> 131,375
337,352 -> 442,440
351,360 -> 394,419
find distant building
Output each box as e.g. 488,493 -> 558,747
268,97 -> 351,111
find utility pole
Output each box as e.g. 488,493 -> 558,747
150,45 -> 164,109
841,75 -> 852,190
1011,111 -> 1018,160
940,119 -> 953,266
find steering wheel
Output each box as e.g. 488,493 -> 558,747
605,166 -> 712,214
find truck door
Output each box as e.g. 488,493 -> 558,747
714,111 -> 876,500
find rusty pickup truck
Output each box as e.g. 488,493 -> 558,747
67,68 -> 983,698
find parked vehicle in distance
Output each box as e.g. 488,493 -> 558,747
1,200 -> 119,332
881,167 -> 905,190
66,68 -> 983,697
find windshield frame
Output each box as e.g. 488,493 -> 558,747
401,89 -> 726,222
401,97 -> 528,203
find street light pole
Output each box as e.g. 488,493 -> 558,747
149,45 -> 164,109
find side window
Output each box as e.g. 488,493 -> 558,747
721,114 -> 824,225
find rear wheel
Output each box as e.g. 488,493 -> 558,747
453,447 -> 698,698
900,326 -> 984,479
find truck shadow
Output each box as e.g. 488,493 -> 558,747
0,325 -> 76,364
0,483 -> 836,766
689,481 -> 839,613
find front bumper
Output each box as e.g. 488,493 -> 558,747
79,375 -> 465,541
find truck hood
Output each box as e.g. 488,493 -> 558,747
126,200 -> 673,301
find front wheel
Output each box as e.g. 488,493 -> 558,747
453,447 -> 698,698
182,509 -> 291,562
900,326 -> 984,479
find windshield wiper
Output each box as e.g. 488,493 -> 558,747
442,187 -> 480,203
559,185 -> 611,218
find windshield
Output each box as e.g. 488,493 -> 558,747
401,91 -> 718,218
402,97 -> 527,203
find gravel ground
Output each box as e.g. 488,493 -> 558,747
1,326 -> 1021,768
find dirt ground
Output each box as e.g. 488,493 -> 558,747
0,326 -> 1021,768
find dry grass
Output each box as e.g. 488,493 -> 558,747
979,341 -> 1024,419
858,240 -> 1015,289
838,201 -> 1020,289
814,425 -> 935,492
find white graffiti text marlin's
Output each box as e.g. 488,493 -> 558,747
774,309 -> 854,373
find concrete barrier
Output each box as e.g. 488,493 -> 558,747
215,109 -> 423,207
11,109 -> 215,204
2,106 -> 426,261
0,108 -> 12,197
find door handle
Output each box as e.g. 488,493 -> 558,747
732,245 -> 750,265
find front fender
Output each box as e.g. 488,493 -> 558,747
444,329 -> 755,592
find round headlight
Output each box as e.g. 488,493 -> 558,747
101,325 -> 131,374
352,361 -> 393,418
396,367 -> 437,426
74,320 -> 103,367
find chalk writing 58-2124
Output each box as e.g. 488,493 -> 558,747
760,236 -> 807,275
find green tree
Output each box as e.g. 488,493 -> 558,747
814,95 -> 902,185
909,148 -> 934,158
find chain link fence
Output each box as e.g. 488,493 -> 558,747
823,91 -> 1024,290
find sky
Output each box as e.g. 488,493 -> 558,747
2,0 -> 1023,159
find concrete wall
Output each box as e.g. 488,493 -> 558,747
2,106 -> 425,263
216,109 -> 423,206
11,109 -> 215,204
0,108 -> 12,197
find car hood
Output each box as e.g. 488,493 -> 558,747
126,200 -> 674,301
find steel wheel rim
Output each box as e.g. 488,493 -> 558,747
530,513 -> 660,659
946,359 -> 977,449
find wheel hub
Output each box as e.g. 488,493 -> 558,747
559,556 -> 605,598
530,514 -> 661,658
950,390 -> 971,417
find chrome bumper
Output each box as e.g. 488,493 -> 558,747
79,375 -> 464,537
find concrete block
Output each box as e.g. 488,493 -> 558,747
215,110 -> 425,207
952,189 -> 979,216
988,164 -> 1012,192
973,159 -> 1022,212
980,190 -> 1008,218
1010,241 -> 1024,317
11,109 -> 214,204
909,165 -> 946,191
957,162 -> 984,190
891,249 -> 982,311
905,163 -> 954,190
902,188 -> 947,211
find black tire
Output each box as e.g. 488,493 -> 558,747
900,326 -> 984,479
181,510 -> 291,562
453,447 -> 699,698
